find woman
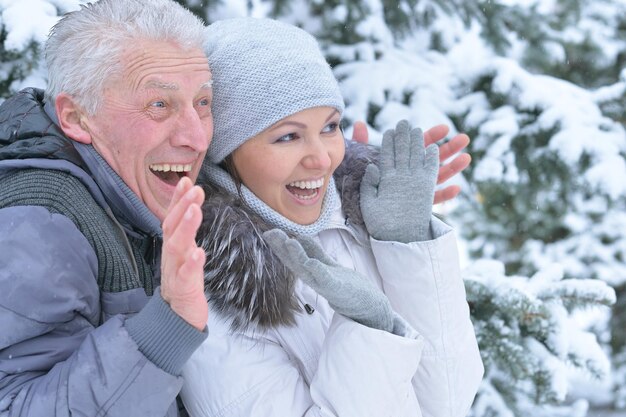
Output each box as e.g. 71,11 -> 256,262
181,17 -> 483,417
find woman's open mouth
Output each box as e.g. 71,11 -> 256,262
286,178 -> 324,201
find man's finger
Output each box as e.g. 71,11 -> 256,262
165,203 -> 204,256
163,177 -> 193,237
434,185 -> 461,205
168,176 -> 192,211
351,121 -> 369,144
423,124 -> 449,147
162,202 -> 204,285
176,246 -> 206,288
439,133 -> 470,162
437,153 -> 471,184
162,182 -> 205,239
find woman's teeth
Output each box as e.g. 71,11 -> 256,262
292,189 -> 319,200
287,178 -> 324,189
286,178 -> 324,200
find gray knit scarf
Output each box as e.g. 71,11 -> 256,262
201,163 -> 339,236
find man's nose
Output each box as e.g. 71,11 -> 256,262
171,106 -> 212,152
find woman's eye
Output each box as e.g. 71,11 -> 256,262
275,133 -> 297,143
322,122 -> 339,133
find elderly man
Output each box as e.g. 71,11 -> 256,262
0,0 -> 210,415
0,1 -> 470,416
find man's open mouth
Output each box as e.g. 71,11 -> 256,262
286,178 -> 324,200
149,163 -> 192,186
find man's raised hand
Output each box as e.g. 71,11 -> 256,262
160,177 -> 208,331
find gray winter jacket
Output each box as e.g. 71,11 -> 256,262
0,88 -> 207,417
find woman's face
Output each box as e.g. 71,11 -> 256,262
232,106 -> 345,225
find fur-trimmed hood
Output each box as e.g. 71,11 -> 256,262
197,140 -> 379,332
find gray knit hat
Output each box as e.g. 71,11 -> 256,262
205,18 -> 345,163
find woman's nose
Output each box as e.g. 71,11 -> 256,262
301,137 -> 332,171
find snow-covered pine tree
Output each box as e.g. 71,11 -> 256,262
451,0 -> 626,280
173,0 -> 221,23
466,259 -> 615,417
452,58 -> 626,283
447,2 -> 626,407
0,25 -> 38,100
0,0 -> 79,101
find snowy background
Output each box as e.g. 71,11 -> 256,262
1,0 -> 626,415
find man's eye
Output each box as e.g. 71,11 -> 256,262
150,101 -> 166,108
198,97 -> 211,107
275,133 -> 297,143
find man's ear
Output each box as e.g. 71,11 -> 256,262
55,93 -> 92,144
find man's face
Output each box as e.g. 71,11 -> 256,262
81,40 -> 213,221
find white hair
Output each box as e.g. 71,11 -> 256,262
45,0 -> 206,115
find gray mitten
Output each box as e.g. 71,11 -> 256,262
263,229 -> 394,332
360,120 -> 439,243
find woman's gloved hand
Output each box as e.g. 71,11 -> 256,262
360,120 -> 439,243
263,229 -> 394,332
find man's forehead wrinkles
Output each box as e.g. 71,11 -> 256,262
126,60 -> 210,79
124,60 -> 211,91
122,49 -> 208,79
144,80 -> 179,90
125,52 -> 208,68
126,66 -> 207,82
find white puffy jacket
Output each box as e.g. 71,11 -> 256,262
181,203 -> 483,417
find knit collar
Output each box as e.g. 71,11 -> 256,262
73,142 -> 162,238
201,163 -> 339,237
